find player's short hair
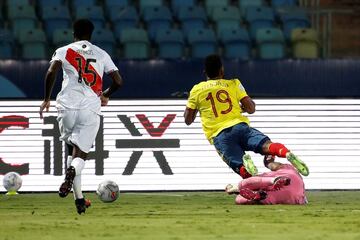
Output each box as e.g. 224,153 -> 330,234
204,54 -> 223,79
73,19 -> 94,40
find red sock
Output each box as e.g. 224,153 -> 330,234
239,166 -> 252,179
268,143 -> 289,158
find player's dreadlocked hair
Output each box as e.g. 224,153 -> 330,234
204,54 -> 223,79
73,19 -> 94,40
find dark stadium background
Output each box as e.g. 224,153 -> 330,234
0,0 -> 359,99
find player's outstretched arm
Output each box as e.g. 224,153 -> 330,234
101,70 -> 123,106
184,107 -> 198,125
39,60 -> 62,119
240,96 -> 256,114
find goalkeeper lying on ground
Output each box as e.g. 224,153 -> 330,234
225,155 -> 308,205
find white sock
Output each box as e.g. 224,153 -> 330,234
71,158 -> 85,175
66,156 -> 73,169
71,158 -> 85,199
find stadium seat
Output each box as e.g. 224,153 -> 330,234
120,28 -> 150,59
0,29 -> 15,59
143,6 -> 172,41
6,0 -> 29,6
38,0 -> 65,10
18,28 -> 45,44
178,6 -> 207,35
104,0 -> 129,8
38,0 -> 64,5
211,6 -> 242,36
92,29 -> 117,56
104,0 -> 129,14
19,28 -> 47,59
220,28 -> 251,60
110,6 -> 139,39
11,19 -> 37,39
280,8 -> 310,40
8,4 -> 38,38
256,28 -> 285,59
239,0 -> 263,16
271,0 -> 298,7
187,28 -> 217,58
205,0 -> 230,15
155,29 -> 185,59
139,0 -> 163,12
245,6 -> 275,40
291,28 -> 319,59
171,0 -> 195,14
75,6 -> 106,30
71,0 -> 96,8
52,28 -> 73,47
42,6 -> 71,40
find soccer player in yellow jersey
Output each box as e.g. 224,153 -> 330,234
184,55 -> 309,179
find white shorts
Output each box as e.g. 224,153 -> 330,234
57,109 -> 100,153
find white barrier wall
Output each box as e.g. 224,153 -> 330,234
0,99 -> 359,191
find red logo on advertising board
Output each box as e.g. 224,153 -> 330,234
136,114 -> 176,137
0,115 -> 30,175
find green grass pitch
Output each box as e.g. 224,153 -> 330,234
0,191 -> 360,240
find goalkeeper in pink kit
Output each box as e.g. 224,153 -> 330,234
226,155 -> 308,205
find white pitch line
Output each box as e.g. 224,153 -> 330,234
125,193 -> 186,197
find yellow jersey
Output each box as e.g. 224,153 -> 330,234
186,78 -> 250,144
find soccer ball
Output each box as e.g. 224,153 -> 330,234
3,172 -> 22,194
96,180 -> 120,203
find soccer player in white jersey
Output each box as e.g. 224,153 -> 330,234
39,19 -> 123,214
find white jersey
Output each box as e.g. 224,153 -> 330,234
51,40 -> 118,113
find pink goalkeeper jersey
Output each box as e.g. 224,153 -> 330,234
259,164 -> 307,205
